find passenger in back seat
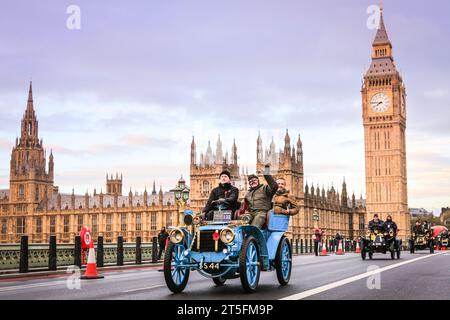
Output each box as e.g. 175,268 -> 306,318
273,177 -> 299,216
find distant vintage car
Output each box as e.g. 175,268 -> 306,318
431,226 -> 449,250
409,228 -> 434,254
163,208 -> 292,293
360,227 -> 401,260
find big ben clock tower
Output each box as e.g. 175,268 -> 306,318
362,6 -> 410,240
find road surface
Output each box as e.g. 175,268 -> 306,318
0,251 -> 449,300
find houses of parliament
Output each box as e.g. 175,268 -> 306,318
0,82 -> 189,244
0,8 -> 410,244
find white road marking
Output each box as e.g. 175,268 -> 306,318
280,251 -> 447,300
0,269 -> 158,293
122,284 -> 165,293
0,280 -> 68,292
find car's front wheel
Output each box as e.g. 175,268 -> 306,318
275,236 -> 292,286
164,242 -> 190,294
239,236 -> 261,293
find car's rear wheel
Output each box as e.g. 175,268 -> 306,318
164,242 -> 190,294
212,277 -> 226,286
239,236 -> 260,293
275,236 -> 292,286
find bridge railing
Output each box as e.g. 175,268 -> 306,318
1,236 -> 410,273
0,235 -> 160,273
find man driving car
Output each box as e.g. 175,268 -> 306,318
368,213 -> 385,233
202,170 -> 239,220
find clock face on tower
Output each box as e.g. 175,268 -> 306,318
370,92 -> 390,113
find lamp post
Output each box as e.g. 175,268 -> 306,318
313,208 -> 319,227
171,176 -> 190,227
174,191 -> 185,227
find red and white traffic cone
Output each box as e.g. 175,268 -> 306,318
80,240 -> 104,279
355,241 -> 361,254
336,240 -> 344,255
320,242 -> 329,256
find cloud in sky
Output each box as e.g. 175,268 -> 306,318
0,0 -> 449,211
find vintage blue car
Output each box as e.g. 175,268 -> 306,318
163,208 -> 292,293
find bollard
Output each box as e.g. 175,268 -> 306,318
48,235 -> 57,271
295,239 -> 299,255
74,235 -> 82,268
97,236 -> 104,267
300,239 -> 304,254
19,235 -> 29,273
136,236 -> 142,264
152,237 -> 158,263
117,236 -> 124,266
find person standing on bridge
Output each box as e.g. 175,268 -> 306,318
312,227 -> 324,256
157,226 -> 169,260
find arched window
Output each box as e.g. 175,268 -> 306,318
203,181 -> 210,194
18,185 -> 25,200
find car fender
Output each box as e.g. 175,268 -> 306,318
266,232 -> 285,260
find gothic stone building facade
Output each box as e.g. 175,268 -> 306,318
190,132 -> 367,243
0,83 -> 185,244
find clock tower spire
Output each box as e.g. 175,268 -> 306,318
362,6 -> 410,241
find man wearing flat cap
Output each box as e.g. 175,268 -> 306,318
243,162 -> 278,228
202,170 -> 239,220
